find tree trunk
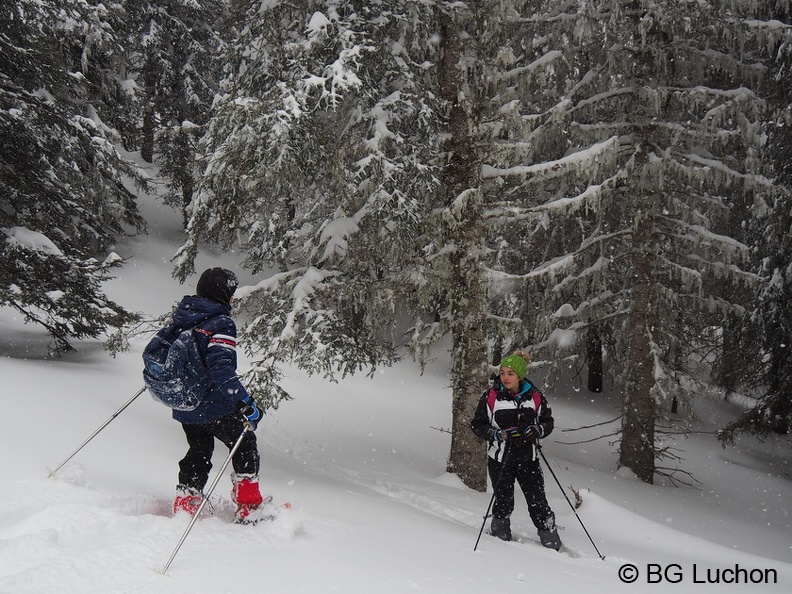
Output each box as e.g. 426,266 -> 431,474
141,106 -> 155,164
447,285 -> 489,492
587,327 -> 603,393
715,315 -> 741,395
619,213 -> 656,483
438,5 -> 488,491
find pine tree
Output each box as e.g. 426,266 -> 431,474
1,0 -> 144,351
125,0 -> 226,216
177,0 -> 442,408
471,0 -> 780,482
721,8 -> 792,441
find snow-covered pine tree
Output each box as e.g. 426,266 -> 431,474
1,0 -> 145,351
176,0 -> 442,409
722,9 -> 792,441
474,0 -> 782,482
59,0 -> 141,152
124,0 -> 225,218
722,185 -> 792,439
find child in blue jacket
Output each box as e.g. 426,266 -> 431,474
161,268 -> 263,523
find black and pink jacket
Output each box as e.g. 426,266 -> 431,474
470,378 -> 554,462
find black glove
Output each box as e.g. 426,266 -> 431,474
488,428 -> 503,443
489,427 -> 521,443
238,396 -> 262,430
520,424 -> 542,442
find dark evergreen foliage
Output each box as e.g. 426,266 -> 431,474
1,0 -> 144,351
125,0 -> 226,215
721,6 -> 792,440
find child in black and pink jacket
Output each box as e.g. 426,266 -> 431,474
470,350 -> 562,550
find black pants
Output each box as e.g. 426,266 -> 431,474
178,413 -> 259,492
488,446 -> 554,531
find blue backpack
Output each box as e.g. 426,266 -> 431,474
142,325 -> 213,411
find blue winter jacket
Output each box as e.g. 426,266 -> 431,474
162,295 -> 250,424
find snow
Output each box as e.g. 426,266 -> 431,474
2,226 -> 63,256
481,136 -> 620,180
1,158 -> 791,593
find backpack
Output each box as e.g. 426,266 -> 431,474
142,325 -> 213,411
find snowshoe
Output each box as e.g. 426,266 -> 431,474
173,486 -> 202,517
233,495 -> 294,525
490,517 -> 512,541
538,519 -> 562,551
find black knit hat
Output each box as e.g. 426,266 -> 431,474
196,268 -> 239,305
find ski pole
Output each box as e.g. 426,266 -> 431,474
537,444 -> 605,560
159,421 -> 252,574
473,442 -> 511,551
47,386 -> 146,478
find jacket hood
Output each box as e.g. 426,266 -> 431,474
492,377 -> 535,400
171,295 -> 231,328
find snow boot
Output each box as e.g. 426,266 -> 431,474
173,485 -> 202,517
490,516 -> 512,541
538,516 -> 562,551
232,474 -> 264,524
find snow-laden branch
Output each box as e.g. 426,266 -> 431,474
483,168 -> 627,222
481,136 -> 620,180
487,228 -> 630,284
677,223 -> 750,254
683,153 -> 772,188
551,256 -> 610,294
497,50 -> 563,82
239,266 -> 341,352
487,252 -> 575,281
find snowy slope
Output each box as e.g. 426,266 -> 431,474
0,161 -> 790,594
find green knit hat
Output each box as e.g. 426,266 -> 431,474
499,354 -> 528,380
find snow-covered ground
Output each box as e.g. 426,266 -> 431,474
1,161 -> 790,593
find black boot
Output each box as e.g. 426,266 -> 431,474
538,517 -> 562,551
490,516 -> 512,541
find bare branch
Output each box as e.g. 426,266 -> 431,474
560,414 -> 624,432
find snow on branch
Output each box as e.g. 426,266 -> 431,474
551,256 -> 610,294
487,252 -> 575,282
481,136 -> 620,181
682,153 -> 772,189
679,223 -> 750,255
2,226 -> 63,257
497,50 -> 563,82
318,213 -> 362,263
735,17 -> 792,52
571,87 -> 632,113
238,266 -> 341,349
483,169 -> 627,223
236,268 -> 305,301
683,254 -> 759,284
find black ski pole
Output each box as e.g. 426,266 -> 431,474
473,442 -> 511,551
159,421 -> 252,574
48,386 -> 146,478
537,444 -> 605,560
